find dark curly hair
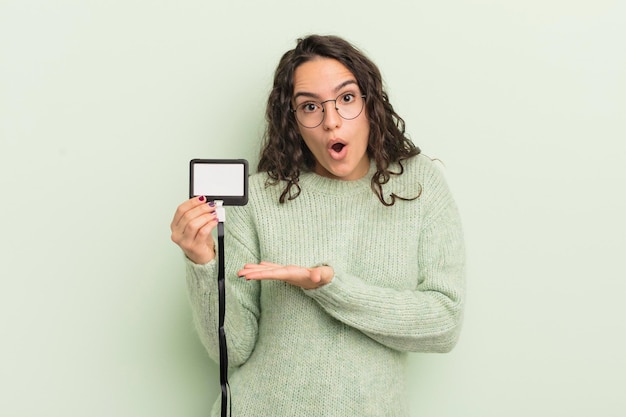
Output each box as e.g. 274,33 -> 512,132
258,34 -> 421,205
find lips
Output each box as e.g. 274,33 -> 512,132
328,139 -> 348,160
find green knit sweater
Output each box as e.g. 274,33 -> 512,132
185,154 -> 465,416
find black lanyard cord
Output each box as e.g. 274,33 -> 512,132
217,220 -> 231,417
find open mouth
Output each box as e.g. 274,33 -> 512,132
331,143 -> 346,153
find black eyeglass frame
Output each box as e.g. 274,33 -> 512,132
290,94 -> 367,129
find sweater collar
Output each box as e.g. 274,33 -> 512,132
298,161 -> 377,196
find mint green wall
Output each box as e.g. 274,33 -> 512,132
1,1 -> 625,416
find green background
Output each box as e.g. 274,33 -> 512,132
1,0 -> 625,415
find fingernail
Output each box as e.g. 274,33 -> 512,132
208,201 -> 215,207
199,196 -> 205,202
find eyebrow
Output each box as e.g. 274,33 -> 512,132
293,79 -> 359,101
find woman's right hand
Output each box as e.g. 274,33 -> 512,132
170,196 -> 219,264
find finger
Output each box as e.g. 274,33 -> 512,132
243,265 -> 310,281
259,261 -> 283,267
237,265 -> 273,277
172,203 -> 217,246
242,270 -> 285,280
171,196 -> 215,230
237,264 -> 283,279
175,213 -> 218,264
182,211 -> 218,242
240,262 -> 282,272
171,196 -> 205,227
174,202 -> 216,237
309,268 -> 322,283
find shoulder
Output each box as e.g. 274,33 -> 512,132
387,154 -> 448,196
391,154 -> 459,221
248,171 -> 270,190
398,153 -> 445,182
244,171 -> 283,208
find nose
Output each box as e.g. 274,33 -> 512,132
321,99 -> 342,130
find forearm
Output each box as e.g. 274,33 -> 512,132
305,269 -> 463,353
304,203 -> 466,353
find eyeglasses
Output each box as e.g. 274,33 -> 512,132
291,92 -> 366,128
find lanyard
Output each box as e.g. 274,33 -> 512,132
216,204 -> 231,417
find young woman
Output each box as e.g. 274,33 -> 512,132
171,34 -> 465,416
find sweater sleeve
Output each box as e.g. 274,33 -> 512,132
304,167 -> 466,353
184,206 -> 261,367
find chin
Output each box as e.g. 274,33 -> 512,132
333,168 -> 362,181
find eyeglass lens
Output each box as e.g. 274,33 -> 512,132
294,93 -> 365,128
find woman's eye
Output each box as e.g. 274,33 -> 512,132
301,103 -> 319,113
341,93 -> 355,103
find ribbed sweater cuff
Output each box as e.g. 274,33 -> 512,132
304,267 -> 361,308
184,255 -> 217,290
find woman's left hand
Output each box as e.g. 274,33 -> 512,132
237,261 -> 334,289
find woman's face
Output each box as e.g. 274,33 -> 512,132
292,58 -> 370,181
